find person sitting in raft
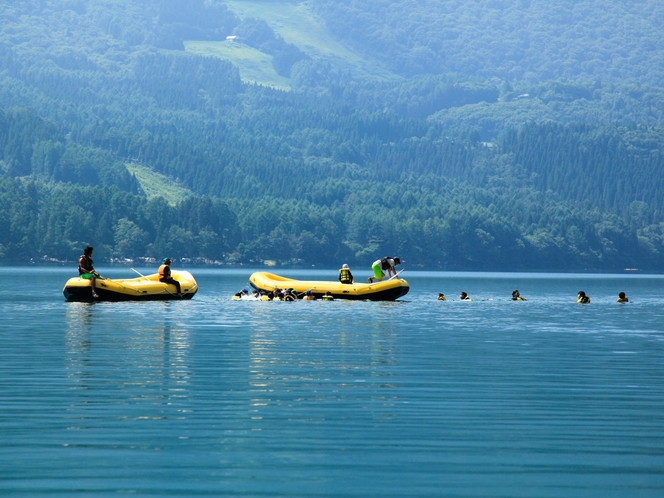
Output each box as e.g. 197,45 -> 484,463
368,256 -> 401,283
302,290 -> 316,301
437,293 -> 447,301
459,291 -> 471,301
617,292 -> 629,303
512,290 -> 526,301
322,291 -> 334,301
577,291 -> 591,304
78,245 -> 100,299
158,258 -> 182,297
339,264 -> 354,284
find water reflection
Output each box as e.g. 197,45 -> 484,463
242,301 -> 403,430
64,302 -> 193,428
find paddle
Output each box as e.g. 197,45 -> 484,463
130,267 -> 148,279
131,267 -> 177,295
388,268 -> 405,281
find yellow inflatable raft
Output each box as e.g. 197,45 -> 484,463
63,270 -> 198,302
249,271 -> 409,301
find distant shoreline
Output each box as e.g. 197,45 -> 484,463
0,261 -> 658,275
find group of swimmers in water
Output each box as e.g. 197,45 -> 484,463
232,288 -> 336,301
234,287 -> 630,303
437,289 -> 630,303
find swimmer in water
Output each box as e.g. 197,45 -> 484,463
512,290 -> 526,301
577,291 -> 590,304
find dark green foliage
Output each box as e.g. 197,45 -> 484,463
132,52 -> 243,109
501,123 -> 664,219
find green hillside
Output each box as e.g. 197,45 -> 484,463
184,1 -> 400,89
224,0 -> 399,82
1,0 -> 664,271
185,39 -> 291,90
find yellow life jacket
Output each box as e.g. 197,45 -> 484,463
339,268 -> 352,284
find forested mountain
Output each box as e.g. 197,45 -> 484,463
311,0 -> 664,85
1,0 -> 663,271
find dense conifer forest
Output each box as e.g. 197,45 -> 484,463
1,0 -> 663,271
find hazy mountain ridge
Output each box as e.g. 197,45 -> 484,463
311,0 -> 664,84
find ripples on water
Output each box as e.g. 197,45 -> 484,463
1,267 -> 664,497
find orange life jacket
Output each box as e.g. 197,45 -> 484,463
158,264 -> 170,280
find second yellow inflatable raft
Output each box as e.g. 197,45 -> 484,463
249,271 -> 409,301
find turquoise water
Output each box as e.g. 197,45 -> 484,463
2,267 -> 664,497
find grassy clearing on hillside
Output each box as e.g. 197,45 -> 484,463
184,40 -> 291,90
126,163 -> 192,205
224,1 -> 399,81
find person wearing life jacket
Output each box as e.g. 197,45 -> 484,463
459,291 -> 471,301
368,256 -> 401,283
302,290 -> 316,300
617,292 -> 629,303
512,290 -> 526,301
232,289 -> 250,300
78,245 -> 100,299
577,291 -> 590,304
158,258 -> 182,296
322,291 -> 334,301
283,289 -> 297,301
437,293 -> 446,301
338,264 -> 354,284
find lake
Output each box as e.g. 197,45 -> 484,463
1,266 -> 664,497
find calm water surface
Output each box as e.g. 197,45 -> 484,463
1,267 -> 664,497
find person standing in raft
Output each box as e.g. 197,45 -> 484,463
78,245 -> 100,299
339,264 -> 354,284
577,291 -> 591,304
368,256 -> 401,283
159,258 -> 182,297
